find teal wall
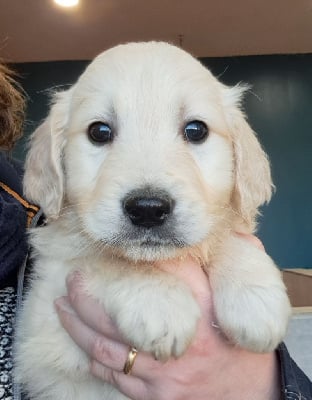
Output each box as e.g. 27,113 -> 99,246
13,54 -> 312,269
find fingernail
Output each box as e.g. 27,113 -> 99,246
66,270 -> 84,288
211,321 -> 220,329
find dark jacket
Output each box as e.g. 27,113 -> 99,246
279,342 -> 312,399
0,152 -> 28,288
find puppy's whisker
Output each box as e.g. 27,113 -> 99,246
37,84 -> 73,97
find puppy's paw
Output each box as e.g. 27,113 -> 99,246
210,235 -> 292,353
213,282 -> 291,352
114,279 -> 201,361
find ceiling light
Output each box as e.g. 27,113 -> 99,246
54,0 -> 79,7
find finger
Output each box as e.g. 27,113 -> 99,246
55,297 -> 160,380
55,297 -> 127,371
65,272 -> 125,342
156,256 -> 212,314
235,233 -> 265,251
90,360 -> 147,400
157,256 -> 209,292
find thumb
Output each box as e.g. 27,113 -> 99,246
156,256 -> 212,315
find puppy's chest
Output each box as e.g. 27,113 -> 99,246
32,253 -> 138,297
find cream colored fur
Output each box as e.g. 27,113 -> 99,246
14,42 -> 291,400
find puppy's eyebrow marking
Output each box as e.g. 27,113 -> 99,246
177,104 -> 188,133
93,106 -> 117,124
72,92 -> 117,124
108,106 -> 117,122
179,104 -> 186,119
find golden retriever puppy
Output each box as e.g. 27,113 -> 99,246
14,42 -> 291,400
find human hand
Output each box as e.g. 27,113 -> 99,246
55,236 -> 280,400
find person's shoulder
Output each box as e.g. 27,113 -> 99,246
278,342 -> 312,399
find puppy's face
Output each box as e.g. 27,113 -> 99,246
24,42 -> 273,262
64,44 -> 233,260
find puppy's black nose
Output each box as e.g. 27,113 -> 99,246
123,194 -> 173,228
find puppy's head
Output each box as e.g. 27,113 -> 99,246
24,42 -> 273,261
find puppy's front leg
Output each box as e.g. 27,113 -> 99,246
209,235 -> 291,352
84,264 -> 201,361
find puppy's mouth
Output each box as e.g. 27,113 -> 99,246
108,227 -> 186,248
140,239 -> 170,247
139,236 -> 186,248
104,226 -> 187,261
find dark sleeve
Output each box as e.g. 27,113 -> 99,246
0,152 -> 24,195
0,152 -> 28,288
278,342 -> 312,399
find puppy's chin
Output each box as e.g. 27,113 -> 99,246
120,244 -> 180,263
87,222 -> 191,262
106,237 -> 187,263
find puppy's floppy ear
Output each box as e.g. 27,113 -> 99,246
24,90 -> 71,218
222,85 -> 274,232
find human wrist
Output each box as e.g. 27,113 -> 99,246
239,350 -> 281,400
204,345 -> 281,400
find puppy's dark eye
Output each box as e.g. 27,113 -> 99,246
184,121 -> 209,144
88,122 -> 113,145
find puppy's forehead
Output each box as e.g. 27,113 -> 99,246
76,42 -> 218,97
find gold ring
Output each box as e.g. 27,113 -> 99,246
123,347 -> 138,375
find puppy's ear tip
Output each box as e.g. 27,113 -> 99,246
222,82 -> 251,110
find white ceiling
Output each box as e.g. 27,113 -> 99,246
1,0 -> 312,63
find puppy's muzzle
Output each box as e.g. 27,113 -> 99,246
123,189 -> 174,229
